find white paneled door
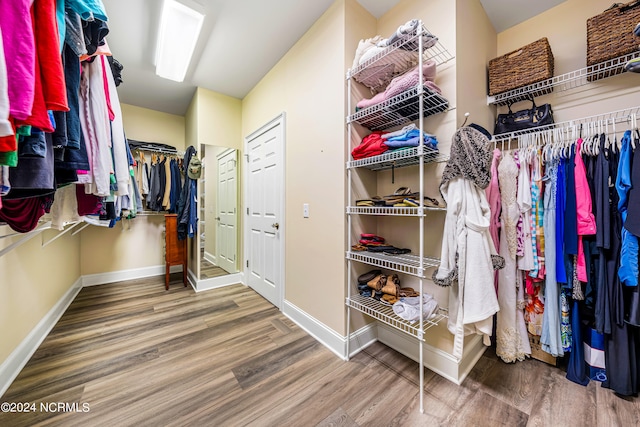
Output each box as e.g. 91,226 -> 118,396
244,115 -> 284,308
216,149 -> 238,274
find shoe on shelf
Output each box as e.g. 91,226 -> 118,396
625,56 -> 640,73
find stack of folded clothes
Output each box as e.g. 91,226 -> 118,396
351,19 -> 438,92
356,60 -> 441,110
350,124 -> 439,160
351,233 -> 411,255
392,293 -> 439,322
356,269 -> 420,304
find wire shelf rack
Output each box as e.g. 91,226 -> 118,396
492,105 -> 640,143
348,85 -> 449,131
487,51 -> 640,106
346,295 -> 448,339
347,145 -> 448,171
347,206 -> 445,216
348,24 -> 454,94
346,250 -> 439,277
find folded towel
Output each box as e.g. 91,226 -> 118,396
380,19 -> 438,51
382,124 -> 417,139
356,61 -> 439,110
385,60 -> 437,99
392,294 -> 439,322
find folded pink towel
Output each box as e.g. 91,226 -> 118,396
356,92 -> 386,109
385,60 -> 436,98
356,59 -> 439,109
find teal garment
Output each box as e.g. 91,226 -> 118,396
66,0 -> 107,22
56,0 -> 65,53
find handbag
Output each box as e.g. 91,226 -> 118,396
494,98 -> 554,135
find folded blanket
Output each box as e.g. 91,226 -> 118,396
385,130 -> 438,149
385,60 -> 436,99
352,38 -> 418,91
356,61 -> 439,110
392,294 -> 439,322
379,19 -> 438,51
381,124 -> 416,139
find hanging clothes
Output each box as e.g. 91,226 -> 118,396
486,148 -> 502,293
540,157 -> 564,357
496,151 -> 530,362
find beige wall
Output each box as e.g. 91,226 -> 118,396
496,0 -> 640,121
456,0 -> 496,131
194,88 -> 242,151
121,103 -> 186,151
0,229 -> 80,363
243,0 -> 348,334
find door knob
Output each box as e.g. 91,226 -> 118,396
215,217 -> 221,221
271,223 -> 280,230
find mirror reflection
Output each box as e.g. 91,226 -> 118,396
198,144 -> 239,279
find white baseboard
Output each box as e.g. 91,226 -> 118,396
82,265 -> 183,287
283,300 -> 350,360
0,277 -> 83,398
377,323 -> 486,385
203,251 -> 216,265
193,272 -> 244,292
347,323 -> 378,359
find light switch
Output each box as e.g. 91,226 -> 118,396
303,203 -> 309,218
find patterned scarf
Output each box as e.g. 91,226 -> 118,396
440,126 -> 492,195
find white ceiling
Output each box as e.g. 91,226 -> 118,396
104,0 -> 566,116
479,0 -> 567,33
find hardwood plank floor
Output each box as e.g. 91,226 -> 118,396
0,274 -> 638,426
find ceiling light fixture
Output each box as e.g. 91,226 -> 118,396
155,0 -> 205,82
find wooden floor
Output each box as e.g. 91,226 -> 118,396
200,258 -> 229,279
1,275 -> 638,427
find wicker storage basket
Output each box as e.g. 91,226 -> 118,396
587,1 -> 640,67
488,38 -> 554,96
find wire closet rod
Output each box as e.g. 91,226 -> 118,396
492,105 -> 640,143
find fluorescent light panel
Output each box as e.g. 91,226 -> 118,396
155,0 -> 205,82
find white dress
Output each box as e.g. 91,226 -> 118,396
496,152 -> 530,362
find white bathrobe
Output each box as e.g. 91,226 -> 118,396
435,176 -> 501,360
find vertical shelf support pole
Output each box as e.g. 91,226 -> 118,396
346,74 -> 353,361
417,20 -> 426,415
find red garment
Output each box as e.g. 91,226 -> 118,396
351,131 -> 388,160
15,6 -> 54,132
76,184 -> 102,215
0,118 -> 16,151
0,196 -> 46,233
0,134 -> 15,152
34,0 -> 68,112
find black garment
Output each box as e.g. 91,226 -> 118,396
623,129 -> 640,235
624,130 -> 640,324
602,143 -> 639,396
169,159 -> 181,213
564,145 -> 578,255
594,135 -> 611,335
82,19 -> 109,56
107,56 -> 124,86
177,146 -> 196,240
147,162 -> 161,211
6,133 -> 56,200
156,158 -> 167,210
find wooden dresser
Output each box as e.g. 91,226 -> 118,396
164,214 -> 187,290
